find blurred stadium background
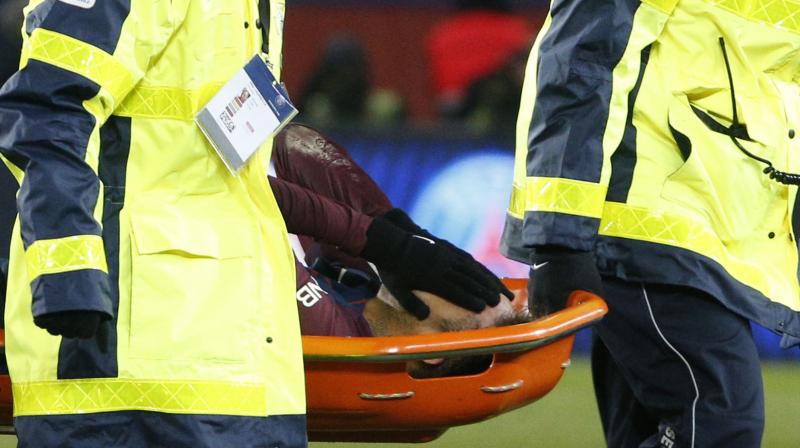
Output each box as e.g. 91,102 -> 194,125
0,0 -> 797,446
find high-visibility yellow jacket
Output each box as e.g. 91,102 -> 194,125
502,0 -> 800,347
0,0 -> 305,444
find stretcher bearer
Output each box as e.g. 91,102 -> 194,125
0,1 -> 510,445
0,0 -> 307,446
501,0 -> 800,446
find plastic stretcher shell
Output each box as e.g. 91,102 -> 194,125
304,279 -> 607,442
0,279 -> 607,443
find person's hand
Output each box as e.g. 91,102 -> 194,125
361,215 -> 505,320
380,208 -> 513,300
528,247 -> 603,317
377,270 -> 435,320
34,310 -> 110,351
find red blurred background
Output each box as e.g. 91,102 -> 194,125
283,4 -> 547,121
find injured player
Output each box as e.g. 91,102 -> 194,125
269,124 -> 530,377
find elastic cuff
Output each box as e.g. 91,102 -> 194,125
30,269 -> 114,319
533,246 -> 592,257
521,211 -> 600,252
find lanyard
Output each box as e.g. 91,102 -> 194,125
258,0 -> 270,53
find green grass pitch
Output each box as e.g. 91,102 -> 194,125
0,358 -> 795,447
310,358 -> 800,448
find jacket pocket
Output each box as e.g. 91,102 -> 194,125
191,1 -> 241,64
128,212 -> 258,362
660,93 -> 779,242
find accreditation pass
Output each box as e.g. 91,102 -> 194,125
196,55 -> 298,173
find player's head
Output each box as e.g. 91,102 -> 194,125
363,286 -> 531,378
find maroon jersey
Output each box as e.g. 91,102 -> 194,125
294,258 -> 373,337
269,124 -> 392,337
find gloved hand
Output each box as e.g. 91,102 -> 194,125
378,270 -> 435,320
528,247 -> 603,317
361,214 -> 504,320
381,208 -> 513,300
34,311 -> 110,351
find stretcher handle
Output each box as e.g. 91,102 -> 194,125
302,291 -> 607,362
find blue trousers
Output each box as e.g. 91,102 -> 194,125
16,412 -> 307,448
592,277 -> 764,448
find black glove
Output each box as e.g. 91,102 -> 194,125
361,215 -> 502,320
378,270 -> 434,320
381,208 -> 513,300
34,311 -> 110,351
528,247 -> 603,318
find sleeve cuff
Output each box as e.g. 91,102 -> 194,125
30,269 -> 113,319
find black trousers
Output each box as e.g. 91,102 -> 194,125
592,277 -> 764,448
16,412 -> 308,448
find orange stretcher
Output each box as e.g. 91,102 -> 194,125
0,279 -> 607,443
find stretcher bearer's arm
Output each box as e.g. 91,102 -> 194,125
506,0 -> 675,252
0,0 -> 185,319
